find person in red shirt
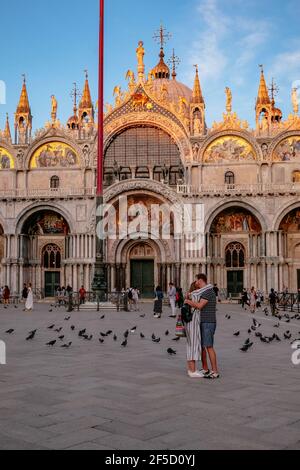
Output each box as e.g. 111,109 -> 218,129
79,286 -> 86,305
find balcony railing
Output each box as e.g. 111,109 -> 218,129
0,187 -> 96,200
177,182 -> 300,196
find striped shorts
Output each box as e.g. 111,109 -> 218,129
185,310 -> 201,361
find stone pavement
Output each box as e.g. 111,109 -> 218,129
0,301 -> 299,450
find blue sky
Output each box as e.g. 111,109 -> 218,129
1,0 -> 300,132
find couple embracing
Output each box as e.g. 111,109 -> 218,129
184,274 -> 219,380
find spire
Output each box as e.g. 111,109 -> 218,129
79,70 -> 93,109
168,49 -> 180,80
152,24 -> 171,79
256,65 -> 271,106
16,74 -> 31,114
192,65 -> 204,103
4,114 -> 11,142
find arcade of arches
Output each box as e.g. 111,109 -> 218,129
1,204 -> 300,296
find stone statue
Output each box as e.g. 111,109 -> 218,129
136,41 -> 145,80
113,86 -> 123,106
225,87 -> 232,113
51,95 -> 57,119
292,87 -> 299,114
193,114 -> 202,135
126,70 -> 136,87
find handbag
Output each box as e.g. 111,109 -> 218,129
181,303 -> 194,323
175,314 -> 186,337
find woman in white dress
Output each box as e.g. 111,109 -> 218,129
25,283 -> 33,311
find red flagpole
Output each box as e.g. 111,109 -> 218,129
97,0 -> 104,195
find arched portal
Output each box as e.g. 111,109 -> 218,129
209,206 -> 262,296
0,224 -> 4,286
21,210 -> 70,297
279,207 -> 300,291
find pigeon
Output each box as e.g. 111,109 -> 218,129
49,309 -> 53,313
286,318 -> 291,323
253,319 -> 261,328
124,330 -> 129,339
55,328 -> 63,333
46,340 -> 56,346
113,335 -> 117,341
71,326 -> 75,331
233,331 -> 240,337
26,331 -> 36,340
244,338 -> 251,345
274,334 -> 281,342
151,333 -> 156,340
130,327 -> 137,333
100,315 -> 105,320
48,325 -> 55,330
284,332 -> 292,340
274,323 -> 280,328
100,332 -> 107,338
152,337 -> 161,343
99,338 -> 104,344
255,332 -> 263,338
121,339 -> 128,347
172,337 -> 180,341
165,330 -> 169,336
140,333 -> 145,339
106,330 -> 113,336
167,348 -> 177,355
78,329 -> 86,337
225,315 -> 231,319
140,314 -> 145,318
260,336 -> 269,343
61,342 -> 72,348
240,344 -> 251,352
58,335 -> 65,341
84,335 -> 93,341
64,316 -> 71,321
248,329 -> 252,334
14,305 -> 18,309
5,329 -> 14,334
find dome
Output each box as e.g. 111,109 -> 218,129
151,78 -> 193,104
67,114 -> 79,129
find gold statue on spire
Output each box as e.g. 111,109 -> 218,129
136,41 -> 145,83
292,87 -> 299,115
225,87 -> 232,113
51,95 -> 58,120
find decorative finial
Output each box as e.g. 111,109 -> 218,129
153,23 -> 172,49
70,82 -> 81,114
259,64 -> 264,73
268,78 -> 279,104
168,49 -> 180,80
84,69 -> 88,80
194,64 -> 199,73
22,73 -> 26,84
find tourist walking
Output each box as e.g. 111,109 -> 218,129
241,288 -> 249,309
127,288 -> 134,311
25,283 -> 33,311
3,286 -> 10,305
168,282 -> 177,317
79,285 -> 87,305
22,283 -> 28,302
249,287 -> 257,313
175,287 -> 184,309
132,288 -> 140,311
153,286 -> 164,318
269,288 -> 277,316
213,284 -> 220,302
185,274 -> 219,379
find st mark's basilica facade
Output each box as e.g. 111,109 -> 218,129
1,34 -> 300,298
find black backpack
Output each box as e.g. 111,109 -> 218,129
181,304 -> 194,323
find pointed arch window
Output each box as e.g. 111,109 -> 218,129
225,242 -> 245,268
225,171 -> 235,186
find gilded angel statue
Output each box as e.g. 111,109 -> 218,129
225,87 -> 232,113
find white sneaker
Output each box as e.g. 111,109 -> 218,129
187,370 -> 205,378
197,369 -> 210,378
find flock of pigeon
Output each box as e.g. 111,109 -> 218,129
2,305 -> 178,356
229,307 -> 300,352
2,304 -> 300,357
